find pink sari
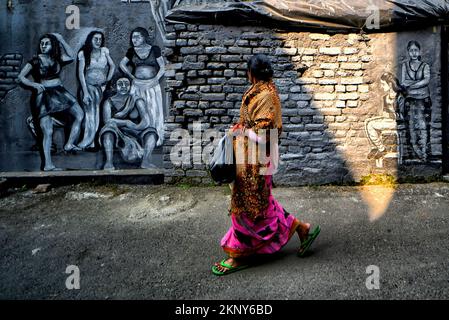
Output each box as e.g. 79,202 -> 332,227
221,175 -> 300,258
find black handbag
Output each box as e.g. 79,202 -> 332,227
209,134 -> 236,184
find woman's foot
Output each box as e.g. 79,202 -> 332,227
298,225 -> 321,257
213,258 -> 239,273
43,165 -> 62,172
103,163 -> 116,171
64,144 -> 82,152
296,222 -> 311,243
212,257 -> 249,276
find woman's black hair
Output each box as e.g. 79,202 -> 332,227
407,40 -> 422,61
80,31 -> 105,68
380,72 -> 406,95
130,27 -> 152,47
38,34 -> 61,61
247,54 -> 274,82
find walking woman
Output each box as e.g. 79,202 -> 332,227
77,30 -> 115,150
119,27 -> 165,166
212,54 -> 321,276
18,33 -> 84,171
400,40 -> 432,162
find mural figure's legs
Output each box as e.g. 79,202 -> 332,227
39,116 -> 58,171
409,99 -> 428,162
365,117 -> 396,159
102,132 -> 116,170
141,132 -> 157,169
78,85 -> 102,150
64,103 -> 84,152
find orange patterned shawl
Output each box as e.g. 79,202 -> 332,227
230,80 -> 283,220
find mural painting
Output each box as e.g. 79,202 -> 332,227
119,27 -> 166,152
364,72 -> 405,167
18,33 -> 84,171
401,40 -> 432,163
365,39 -> 435,167
77,30 -> 116,151
100,76 -> 157,170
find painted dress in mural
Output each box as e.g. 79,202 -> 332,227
365,72 -> 405,165
100,77 -> 158,170
77,31 -> 115,150
18,33 -> 84,171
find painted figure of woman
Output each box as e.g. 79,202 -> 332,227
77,31 -> 115,150
149,0 -> 172,42
120,27 -> 165,163
18,33 -> 84,171
365,72 -> 405,160
99,76 -> 157,170
212,55 -> 321,276
401,40 -> 432,162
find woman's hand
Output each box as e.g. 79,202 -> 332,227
83,92 -> 92,105
34,84 -> 46,94
228,123 -> 244,137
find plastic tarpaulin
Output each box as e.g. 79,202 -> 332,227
166,0 -> 449,32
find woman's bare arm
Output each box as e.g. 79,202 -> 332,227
18,63 -> 45,92
119,57 -> 135,80
78,51 -> 90,99
52,33 -> 75,62
104,48 -> 116,82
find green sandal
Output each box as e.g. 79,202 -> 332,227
298,225 -> 321,257
212,259 -> 250,276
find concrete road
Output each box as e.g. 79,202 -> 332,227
0,182 -> 448,300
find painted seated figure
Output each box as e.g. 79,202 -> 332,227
99,76 -> 159,170
364,72 -> 405,161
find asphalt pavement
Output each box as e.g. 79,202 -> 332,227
0,182 -> 448,300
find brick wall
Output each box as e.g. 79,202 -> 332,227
0,54 -> 22,102
162,24 -> 443,185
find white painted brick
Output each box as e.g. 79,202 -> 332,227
302,56 -> 314,61
310,34 -> 330,41
346,85 -> 358,92
361,55 -> 372,62
314,93 -> 336,100
341,63 -> 363,70
319,79 -> 338,85
344,48 -> 359,54
341,77 -> 364,85
320,63 -> 339,70
336,85 -> 346,92
338,93 -> 359,100
358,85 -> 370,93
319,47 -> 341,55
336,101 -> 346,108
312,70 -> 324,78
297,78 -> 317,84
275,48 -> 297,55
347,100 -> 359,108
298,47 -> 318,55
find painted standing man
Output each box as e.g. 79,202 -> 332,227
18,33 -> 84,171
